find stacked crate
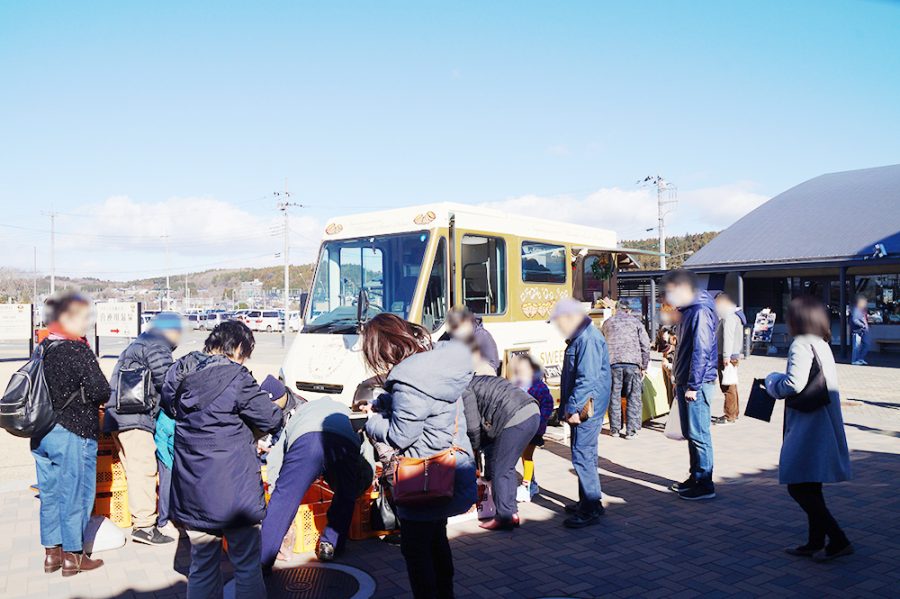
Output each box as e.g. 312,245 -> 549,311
93,411 -> 132,528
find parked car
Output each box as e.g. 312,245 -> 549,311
286,310 -> 302,332
247,309 -> 282,332
186,313 -> 203,330
204,312 -> 225,329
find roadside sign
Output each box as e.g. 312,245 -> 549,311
95,302 -> 141,338
0,304 -> 33,341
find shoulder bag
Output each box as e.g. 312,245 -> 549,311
391,402 -> 465,507
785,346 -> 831,413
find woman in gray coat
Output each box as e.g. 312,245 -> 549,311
361,314 -> 476,599
765,296 -> 853,562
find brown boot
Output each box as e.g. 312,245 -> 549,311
62,552 -> 104,577
44,546 -> 63,573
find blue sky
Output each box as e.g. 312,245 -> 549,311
1,1 -> 898,278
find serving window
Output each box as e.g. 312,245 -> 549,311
521,241 -> 566,284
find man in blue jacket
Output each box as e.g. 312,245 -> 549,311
663,269 -> 719,501
552,298 -> 611,528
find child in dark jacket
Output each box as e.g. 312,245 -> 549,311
509,354 -> 554,502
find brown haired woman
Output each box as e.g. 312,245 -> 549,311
361,314 -> 476,599
765,296 -> 853,562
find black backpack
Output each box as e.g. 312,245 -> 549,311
0,341 -> 81,439
114,366 -> 154,415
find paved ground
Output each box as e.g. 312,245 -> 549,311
0,346 -> 898,598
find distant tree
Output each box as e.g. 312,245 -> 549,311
622,231 -> 719,270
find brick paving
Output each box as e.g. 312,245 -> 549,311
0,354 -> 898,598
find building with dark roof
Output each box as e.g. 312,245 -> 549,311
619,164 -> 900,356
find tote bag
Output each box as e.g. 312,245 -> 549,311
720,363 -> 739,387
664,403 -> 685,441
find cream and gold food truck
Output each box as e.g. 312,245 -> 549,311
281,203 -> 661,409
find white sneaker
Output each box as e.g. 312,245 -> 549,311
516,484 -> 532,503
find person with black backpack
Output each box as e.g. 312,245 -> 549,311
104,311 -> 182,546
31,293 -> 110,576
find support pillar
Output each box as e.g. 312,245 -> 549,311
839,266 -> 847,358
649,277 -> 657,339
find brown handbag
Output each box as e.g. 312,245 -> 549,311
391,404 -> 463,507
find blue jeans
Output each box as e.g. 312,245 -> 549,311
490,414 -> 540,520
31,424 -> 98,552
569,410 -> 603,513
852,331 -> 870,363
676,383 -> 715,488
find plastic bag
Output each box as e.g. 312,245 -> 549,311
664,402 -> 685,441
721,363 -> 739,386
476,478 -> 495,520
83,516 -> 126,554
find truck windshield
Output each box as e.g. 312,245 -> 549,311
305,232 -> 430,333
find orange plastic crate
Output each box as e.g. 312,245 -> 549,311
96,451 -> 128,492
349,485 -> 394,540
93,489 -> 131,528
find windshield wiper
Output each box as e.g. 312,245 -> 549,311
303,317 -> 360,334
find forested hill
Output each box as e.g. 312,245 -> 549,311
621,231 -> 718,270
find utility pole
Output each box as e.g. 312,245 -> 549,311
42,211 -> 58,295
184,273 -> 189,311
276,185 -> 301,348
33,246 -> 38,316
162,234 -> 171,310
638,175 -> 678,270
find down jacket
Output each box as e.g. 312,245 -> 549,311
104,330 -> 176,434
160,352 -> 282,530
462,375 -> 537,452
365,340 -> 477,521
673,290 -> 719,391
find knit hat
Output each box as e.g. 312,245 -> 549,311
260,375 -> 287,401
549,298 -> 586,321
150,312 -> 183,331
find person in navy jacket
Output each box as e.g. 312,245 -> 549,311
663,269 -> 719,501
552,298 -> 611,528
161,321 -> 282,599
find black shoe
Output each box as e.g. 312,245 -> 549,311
785,544 -> 822,557
670,478 -> 695,493
564,502 -> 580,514
624,432 -> 637,440
131,526 -> 175,546
677,485 -> 716,501
316,540 -> 335,562
563,509 -> 603,529
608,430 -> 620,438
812,542 -> 854,562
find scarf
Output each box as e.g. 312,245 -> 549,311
46,322 -> 90,345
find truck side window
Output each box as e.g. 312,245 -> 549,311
422,238 -> 448,331
461,235 -> 507,315
521,241 -> 566,283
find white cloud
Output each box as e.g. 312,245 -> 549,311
482,182 -> 768,240
46,195 -> 321,278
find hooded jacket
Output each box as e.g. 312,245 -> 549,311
559,317 -> 612,419
673,290 -> 719,390
105,329 -> 176,434
365,340 -> 477,521
160,352 -> 282,530
462,375 -> 537,452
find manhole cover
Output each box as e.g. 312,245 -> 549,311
267,566 -> 359,599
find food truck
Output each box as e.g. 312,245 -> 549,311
281,203 -> 663,412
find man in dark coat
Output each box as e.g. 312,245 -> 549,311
602,301 -> 651,439
663,269 -> 719,501
105,312 -> 182,545
161,321 -> 282,599
552,298 -> 611,528
441,307 -> 501,373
